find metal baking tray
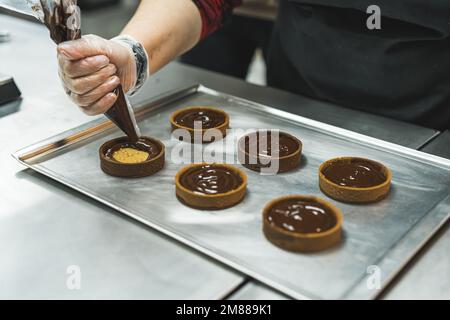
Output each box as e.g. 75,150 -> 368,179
13,85 -> 450,300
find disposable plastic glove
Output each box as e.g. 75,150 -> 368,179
57,34 -> 138,115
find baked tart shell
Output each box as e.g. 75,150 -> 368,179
238,131 -> 302,173
319,157 -> 392,203
175,163 -> 247,210
263,195 -> 343,252
170,106 -> 230,144
99,136 -> 165,178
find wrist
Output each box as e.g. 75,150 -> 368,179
111,35 -> 149,96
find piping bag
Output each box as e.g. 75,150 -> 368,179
0,0 -> 141,142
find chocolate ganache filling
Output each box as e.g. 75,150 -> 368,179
180,165 -> 243,195
105,139 -> 161,163
174,109 -> 226,129
323,159 -> 386,188
243,131 -> 299,158
267,199 -> 337,234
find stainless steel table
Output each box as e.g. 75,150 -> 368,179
0,14 -> 448,299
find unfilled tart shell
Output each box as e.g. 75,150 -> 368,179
175,163 -> 247,210
319,157 -> 392,203
99,136 -> 165,178
263,195 -> 343,252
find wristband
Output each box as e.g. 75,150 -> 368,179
112,35 -> 149,96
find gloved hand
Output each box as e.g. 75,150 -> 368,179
57,34 -> 143,115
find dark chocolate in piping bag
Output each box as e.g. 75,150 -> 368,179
27,0 -> 141,142
106,84 -> 141,142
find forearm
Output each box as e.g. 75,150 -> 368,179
121,0 -> 202,75
57,0 -> 241,114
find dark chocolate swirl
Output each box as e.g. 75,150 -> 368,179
267,199 -> 337,234
180,165 -> 243,195
242,131 -> 299,158
323,159 -> 386,188
174,108 -> 226,129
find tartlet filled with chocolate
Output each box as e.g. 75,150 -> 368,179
175,163 -> 247,210
238,130 -> 302,174
319,157 -> 392,203
99,136 -> 165,178
170,106 -> 230,143
263,195 -> 343,252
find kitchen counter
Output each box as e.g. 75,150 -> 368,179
0,14 -> 448,299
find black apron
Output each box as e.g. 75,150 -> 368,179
267,0 -> 450,130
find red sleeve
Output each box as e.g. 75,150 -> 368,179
192,0 -> 243,40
